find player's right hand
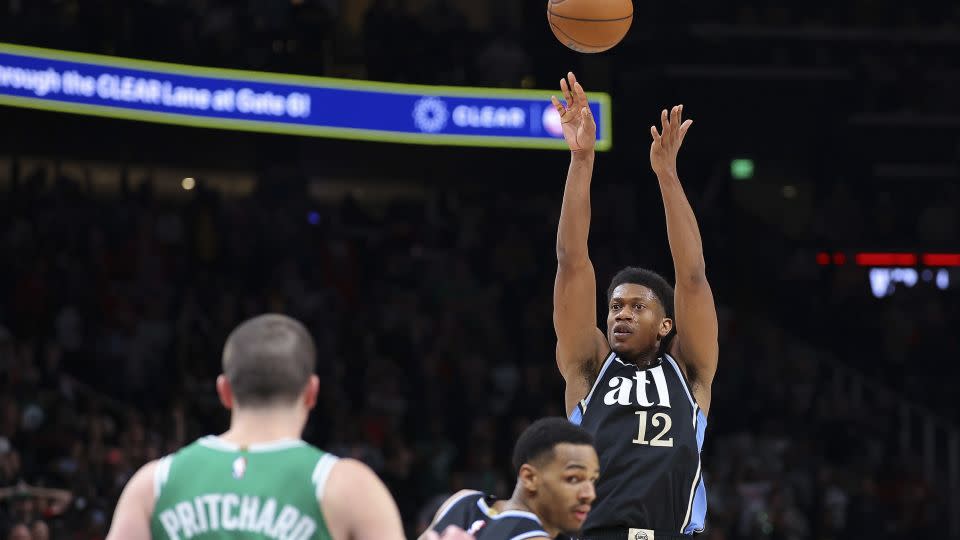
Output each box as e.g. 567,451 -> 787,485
551,72 -> 596,154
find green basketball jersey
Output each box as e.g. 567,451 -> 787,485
150,436 -> 337,540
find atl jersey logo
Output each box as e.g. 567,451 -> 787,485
602,365 -> 672,408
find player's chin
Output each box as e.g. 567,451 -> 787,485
609,339 -> 629,354
610,339 -> 641,357
563,509 -> 590,534
560,520 -> 586,536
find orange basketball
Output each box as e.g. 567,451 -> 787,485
547,0 -> 633,53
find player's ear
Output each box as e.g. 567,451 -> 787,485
518,464 -> 539,493
216,375 -> 234,410
303,375 -> 320,410
658,317 -> 673,340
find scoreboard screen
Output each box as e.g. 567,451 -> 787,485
817,252 -> 956,298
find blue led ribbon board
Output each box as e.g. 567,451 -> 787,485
0,42 -> 612,151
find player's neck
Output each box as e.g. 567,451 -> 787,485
221,407 -> 305,446
505,491 -> 559,538
620,349 -> 659,368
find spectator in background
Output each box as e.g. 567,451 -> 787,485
29,521 -> 49,540
5,523 -> 29,540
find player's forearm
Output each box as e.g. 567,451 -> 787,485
657,171 -> 706,282
556,150 -> 595,264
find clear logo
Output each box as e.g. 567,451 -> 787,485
412,97 -> 449,133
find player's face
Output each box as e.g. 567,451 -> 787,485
606,284 -> 671,359
536,443 -> 599,536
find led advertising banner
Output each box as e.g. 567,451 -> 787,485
0,42 -> 612,150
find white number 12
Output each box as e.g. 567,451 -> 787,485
633,411 -> 674,447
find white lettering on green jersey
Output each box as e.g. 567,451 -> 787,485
150,436 -> 337,540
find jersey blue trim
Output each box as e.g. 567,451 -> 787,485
683,409 -> 709,534
696,410 -> 707,451
684,476 -> 707,534
568,405 -> 583,425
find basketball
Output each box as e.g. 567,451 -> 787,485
547,0 -> 634,53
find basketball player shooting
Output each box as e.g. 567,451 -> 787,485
551,73 -> 719,539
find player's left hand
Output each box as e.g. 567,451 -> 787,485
650,105 -> 692,178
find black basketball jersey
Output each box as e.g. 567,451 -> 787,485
431,490 -> 551,539
569,352 -> 707,536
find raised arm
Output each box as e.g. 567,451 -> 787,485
551,72 -> 608,414
649,105 -> 719,415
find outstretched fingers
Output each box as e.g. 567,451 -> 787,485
560,77 -> 573,109
567,72 -> 580,107
574,81 -> 588,111
658,105 -> 688,144
679,118 -> 693,143
551,95 -> 565,116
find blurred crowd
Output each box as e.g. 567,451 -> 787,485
0,161 -> 951,538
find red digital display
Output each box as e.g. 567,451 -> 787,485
855,253 -> 917,266
815,252 -> 956,297
817,252 -> 960,267
922,254 -> 960,267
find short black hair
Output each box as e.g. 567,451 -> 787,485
606,266 -> 675,321
222,313 -> 316,407
512,418 -> 594,474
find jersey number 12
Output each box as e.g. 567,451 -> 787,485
632,411 -> 673,447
